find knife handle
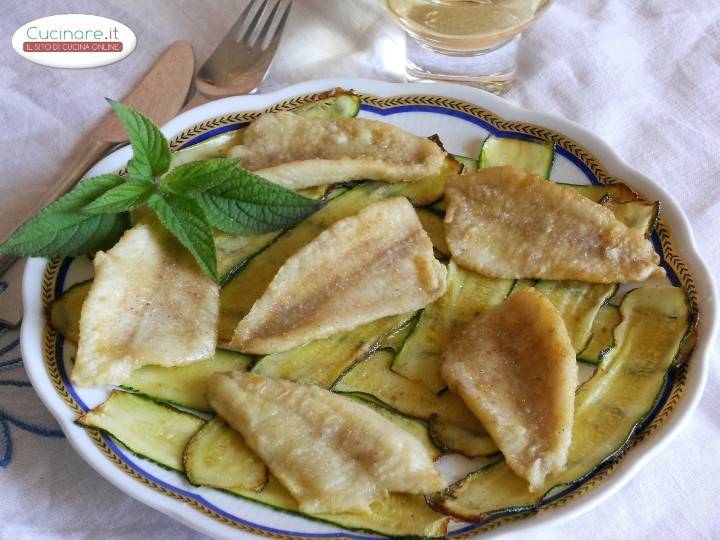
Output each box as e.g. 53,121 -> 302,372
0,139 -> 114,277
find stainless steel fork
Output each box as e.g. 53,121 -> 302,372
196,0 -> 293,98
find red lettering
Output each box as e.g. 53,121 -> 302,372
22,41 -> 124,52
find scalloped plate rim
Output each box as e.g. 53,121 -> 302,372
21,78 -> 719,539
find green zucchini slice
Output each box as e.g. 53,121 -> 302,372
382,312 -> 421,352
560,182 -> 638,203
479,135 -> 554,178
416,208 -> 449,256
334,349 -> 494,455
603,200 -> 659,237
215,230 -> 283,284
121,349 -> 252,412
532,280 -> 618,353
453,154 -> 479,172
219,162 -> 458,343
252,312 -> 415,388
170,130 -> 245,170
183,416 -> 268,491
78,391 -> 205,472
334,349 -> 480,428
49,280 -> 91,344
290,88 -> 361,119
577,303 -> 621,364
428,417 -> 499,458
223,477 -> 450,538
429,286 -> 691,521
392,261 -> 514,393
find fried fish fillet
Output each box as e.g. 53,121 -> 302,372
227,111 -> 446,189
208,371 -> 445,514
442,288 -> 577,491
230,197 -> 447,354
444,166 -> 663,283
72,216 -> 219,387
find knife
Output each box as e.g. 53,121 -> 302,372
0,40 -> 195,326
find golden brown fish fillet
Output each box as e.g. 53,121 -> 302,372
72,216 -> 219,387
227,111 -> 446,189
208,371 -> 445,514
444,166 -> 663,283
230,197 -> 447,354
441,288 -> 577,491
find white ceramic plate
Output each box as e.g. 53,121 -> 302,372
21,79 -> 718,539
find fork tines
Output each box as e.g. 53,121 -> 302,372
235,0 -> 292,50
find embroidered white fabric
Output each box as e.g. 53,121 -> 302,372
0,1 -> 718,538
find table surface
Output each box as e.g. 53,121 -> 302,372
1,0 -> 719,538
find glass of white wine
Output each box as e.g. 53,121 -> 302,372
381,0 -> 553,94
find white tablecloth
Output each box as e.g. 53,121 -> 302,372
1,0 -> 718,538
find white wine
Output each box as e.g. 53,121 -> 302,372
383,0 -> 550,53
381,0 -> 553,94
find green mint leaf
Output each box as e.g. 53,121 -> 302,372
148,193 -> 218,281
162,160 -> 322,235
0,175 -> 128,256
82,180 -> 155,215
196,173 -> 323,235
0,212 -> 128,257
108,99 -> 171,180
160,158 -> 242,194
52,174 -> 126,211
74,213 -> 131,254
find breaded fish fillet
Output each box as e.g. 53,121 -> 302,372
228,112 -> 446,189
442,288 -> 577,491
208,371 -> 445,514
230,197 -> 447,354
72,216 -> 219,386
444,166 -> 663,283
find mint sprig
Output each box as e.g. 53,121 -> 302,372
148,193 -> 218,281
82,180 -> 155,214
0,102 -> 323,282
162,159 -> 321,235
108,99 -> 172,181
0,174 -> 128,256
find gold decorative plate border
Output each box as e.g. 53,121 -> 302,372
40,90 -> 699,539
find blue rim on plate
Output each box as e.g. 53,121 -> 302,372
23,81 -> 716,540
